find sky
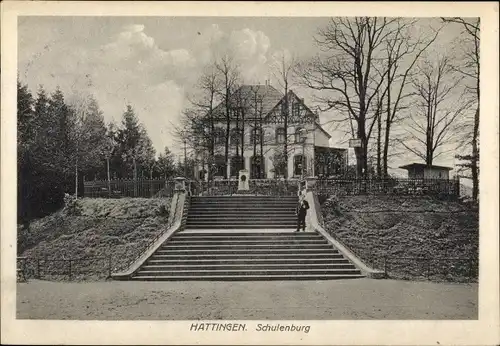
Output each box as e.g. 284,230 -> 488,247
18,16 -> 468,175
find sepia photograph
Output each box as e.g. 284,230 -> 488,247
2,1 -> 499,345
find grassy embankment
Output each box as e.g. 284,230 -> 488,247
319,195 -> 479,282
18,198 -> 171,280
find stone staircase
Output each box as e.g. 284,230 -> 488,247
125,195 -> 364,281
131,231 -> 363,280
185,196 -> 298,229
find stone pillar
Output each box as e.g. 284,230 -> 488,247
226,159 -> 231,179
287,152 -> 295,178
174,177 -> 186,192
305,176 -> 317,192
244,156 -> 251,172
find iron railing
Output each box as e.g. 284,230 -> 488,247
314,178 -> 460,198
83,179 -> 176,198
190,179 -> 301,196
117,192 -> 186,274
20,255 -> 113,280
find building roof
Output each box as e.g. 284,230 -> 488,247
399,163 -> 453,171
211,84 -> 284,119
315,122 -> 332,139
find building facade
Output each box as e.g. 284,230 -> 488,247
399,163 -> 453,180
194,84 -> 347,180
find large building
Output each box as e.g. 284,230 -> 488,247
193,84 -> 347,180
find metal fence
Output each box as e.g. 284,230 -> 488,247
189,179 -> 300,196
19,255 -> 113,281
320,230 -> 477,282
84,179 -> 175,198
373,256 -> 478,283
314,178 -> 460,198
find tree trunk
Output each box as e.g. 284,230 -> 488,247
225,119 -> 230,179
355,118 -> 368,178
383,120 -> 390,177
133,157 -> 137,197
283,88 -> 289,179
107,157 -> 111,198
241,110 -> 245,168
471,107 -> 479,201
376,106 -> 382,177
383,61 -> 392,178
74,159 -> 78,199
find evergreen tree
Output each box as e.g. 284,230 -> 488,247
17,81 -> 35,227
118,105 -> 142,178
157,146 -> 176,179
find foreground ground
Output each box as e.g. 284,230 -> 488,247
17,279 -> 477,320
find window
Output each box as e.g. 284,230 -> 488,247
230,156 -> 244,177
294,155 -> 306,176
295,127 -> 306,143
292,103 -> 301,118
230,108 -> 241,119
213,128 -> 226,145
212,155 -> 226,177
251,127 -> 262,146
251,156 -> 266,179
281,102 -> 287,116
276,128 -> 285,144
230,128 -> 241,147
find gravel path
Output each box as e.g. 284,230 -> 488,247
17,279 -> 477,320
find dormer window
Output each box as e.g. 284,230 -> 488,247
292,103 -> 301,118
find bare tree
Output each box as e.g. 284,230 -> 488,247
441,17 -> 479,200
271,51 -> 298,179
249,85 -> 268,178
298,17 -> 403,177
380,20 -> 441,176
179,66 -> 221,180
401,56 -> 469,165
214,55 -> 241,178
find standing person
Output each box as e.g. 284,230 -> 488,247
295,199 -> 310,232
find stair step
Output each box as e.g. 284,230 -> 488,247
135,268 -> 362,276
150,253 -> 343,259
188,222 -> 297,226
172,233 -> 322,238
147,258 -> 350,265
154,249 -> 337,255
187,212 -> 295,216
190,201 -> 298,204
188,207 -> 296,211
142,263 -> 355,270
187,216 -> 296,221
184,225 -> 297,229
131,274 -> 364,281
191,197 -> 297,200
167,239 -> 327,245
161,244 -> 333,250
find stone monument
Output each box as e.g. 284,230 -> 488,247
238,169 -> 249,191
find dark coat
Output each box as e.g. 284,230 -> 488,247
297,200 -> 310,217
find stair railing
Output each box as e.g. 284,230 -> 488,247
116,191 -> 185,274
